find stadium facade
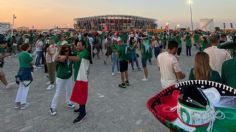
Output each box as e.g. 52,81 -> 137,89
74,15 -> 157,31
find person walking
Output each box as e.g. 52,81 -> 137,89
185,33 -> 192,56
129,37 -> 141,71
45,39 -> 57,90
69,40 -> 91,123
15,44 -> 33,110
117,38 -> 130,88
157,40 -> 185,88
175,34 -> 182,57
0,35 -> 15,89
49,45 -> 75,116
152,36 -> 162,58
204,35 -> 231,75
35,35 -> 45,68
141,37 -> 152,81
111,38 -> 120,75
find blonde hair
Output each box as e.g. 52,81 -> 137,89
194,52 -> 211,80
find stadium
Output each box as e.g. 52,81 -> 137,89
74,15 -> 157,31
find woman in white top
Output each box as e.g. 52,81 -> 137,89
46,39 -> 58,90
35,35 -> 45,67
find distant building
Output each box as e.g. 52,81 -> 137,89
17,26 -> 30,31
0,22 -> 11,34
74,15 -> 157,31
200,19 -> 214,32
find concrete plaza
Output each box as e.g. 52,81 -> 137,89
0,48 -> 197,132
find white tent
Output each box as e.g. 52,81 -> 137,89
200,19 -> 214,32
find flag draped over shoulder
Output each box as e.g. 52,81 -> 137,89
70,59 -> 90,105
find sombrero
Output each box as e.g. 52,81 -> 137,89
147,80 -> 236,132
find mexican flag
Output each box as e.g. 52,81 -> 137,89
70,59 -> 90,105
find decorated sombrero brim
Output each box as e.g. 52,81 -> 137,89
147,80 -> 236,131
218,41 -> 236,49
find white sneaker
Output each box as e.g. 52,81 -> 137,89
20,103 -> 30,110
142,78 -> 148,81
14,103 -> 21,109
47,84 -> 55,90
112,72 -> 115,76
67,103 -> 75,109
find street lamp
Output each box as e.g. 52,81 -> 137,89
188,0 -> 194,32
165,22 -> 170,33
176,24 -> 180,30
12,14 -> 16,36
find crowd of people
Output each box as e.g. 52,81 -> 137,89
0,29 -> 235,124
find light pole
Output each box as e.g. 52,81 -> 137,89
165,22 -> 170,33
188,0 -> 194,32
176,24 -> 180,30
12,14 -> 16,36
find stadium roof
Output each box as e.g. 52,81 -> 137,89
74,15 -> 156,21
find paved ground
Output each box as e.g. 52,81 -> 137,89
0,47 -> 198,132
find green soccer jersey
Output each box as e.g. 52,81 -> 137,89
186,35 -> 192,47
56,61 -> 72,79
200,40 -> 208,52
189,68 -> 222,83
81,36 -> 90,47
175,36 -> 182,48
119,33 -> 128,43
18,51 -> 33,68
141,40 -> 152,59
194,34 -> 200,43
111,43 -> 119,53
56,41 -> 62,46
50,35 -> 59,43
221,58 -> 236,88
118,44 -> 129,61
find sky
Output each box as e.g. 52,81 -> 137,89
0,0 -> 235,29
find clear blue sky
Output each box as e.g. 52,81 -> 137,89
1,0 -> 235,29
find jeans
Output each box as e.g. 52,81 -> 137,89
154,47 -> 161,58
111,53 -> 120,73
163,40 -> 167,49
186,46 -> 192,56
51,77 -> 73,109
130,51 -> 140,70
15,82 -> 30,104
35,51 -> 45,67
